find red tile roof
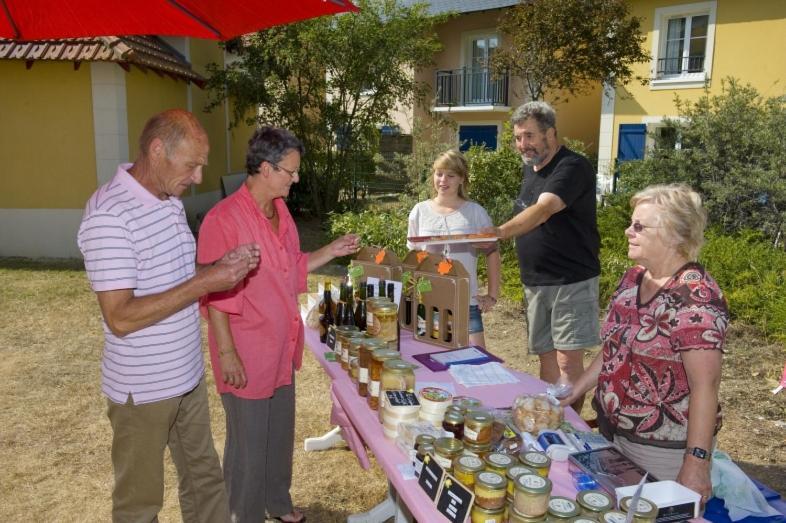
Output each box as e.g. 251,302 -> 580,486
0,35 -> 204,85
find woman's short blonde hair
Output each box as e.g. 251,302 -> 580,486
630,183 -> 707,260
433,150 -> 469,199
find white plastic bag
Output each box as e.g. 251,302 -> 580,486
711,450 -> 781,521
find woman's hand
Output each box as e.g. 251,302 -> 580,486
474,294 -> 497,313
677,455 -> 713,505
219,348 -> 247,389
328,234 -> 361,257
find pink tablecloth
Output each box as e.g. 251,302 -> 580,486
304,326 -> 589,522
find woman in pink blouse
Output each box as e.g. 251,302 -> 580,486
197,127 -> 359,523
563,184 -> 728,505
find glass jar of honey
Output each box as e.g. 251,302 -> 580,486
347,337 -> 364,377
453,454 -> 484,488
484,452 -> 515,475
464,411 -> 494,445
471,504 -> 505,523
365,297 -> 391,336
358,338 -> 387,397
576,490 -> 614,518
433,437 -> 463,472
335,325 -> 359,362
374,302 -> 399,344
340,332 -> 366,372
518,451 -> 551,478
368,348 -> 404,410
380,359 -> 416,392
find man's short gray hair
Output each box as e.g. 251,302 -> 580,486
511,101 -> 557,132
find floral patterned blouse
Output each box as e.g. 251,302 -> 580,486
594,263 -> 729,448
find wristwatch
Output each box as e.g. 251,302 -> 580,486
685,446 -> 710,460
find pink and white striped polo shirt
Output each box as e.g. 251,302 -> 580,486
77,164 -> 203,405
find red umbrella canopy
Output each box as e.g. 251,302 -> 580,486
0,0 -> 358,40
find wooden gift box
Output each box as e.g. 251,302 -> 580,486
350,246 -> 402,287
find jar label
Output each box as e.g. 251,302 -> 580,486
420,387 -> 451,402
366,312 -> 374,327
369,380 -> 380,396
477,471 -> 504,486
335,340 -> 342,353
631,499 -> 655,512
488,454 -> 512,466
584,493 -> 610,508
359,367 -> 369,383
342,347 -> 349,362
524,452 -> 547,464
414,459 -> 423,477
604,513 -> 627,523
549,498 -> 577,513
520,474 -> 546,489
464,426 -> 479,441
434,454 -> 452,469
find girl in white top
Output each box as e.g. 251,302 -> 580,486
407,150 -> 501,348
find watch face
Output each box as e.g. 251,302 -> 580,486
689,447 -> 708,459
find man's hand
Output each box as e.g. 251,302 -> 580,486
204,243 -> 260,293
218,348 -> 247,389
473,226 -> 501,248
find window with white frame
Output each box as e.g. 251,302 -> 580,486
651,2 -> 716,88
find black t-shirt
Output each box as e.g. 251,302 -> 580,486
514,146 -> 600,286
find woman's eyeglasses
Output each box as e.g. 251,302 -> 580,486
267,161 -> 298,179
630,221 -> 662,233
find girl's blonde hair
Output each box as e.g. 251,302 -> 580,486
630,183 -> 707,260
432,149 -> 469,199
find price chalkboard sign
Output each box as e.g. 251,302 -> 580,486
417,454 -> 445,502
436,474 -> 474,523
325,326 -> 337,351
385,390 -> 419,407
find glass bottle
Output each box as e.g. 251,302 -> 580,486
335,282 -> 346,327
319,281 -> 334,343
342,283 -> 355,327
416,301 -> 427,336
378,279 -> 386,299
387,282 -> 395,303
354,282 -> 367,332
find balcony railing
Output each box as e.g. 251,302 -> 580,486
656,55 -> 705,78
435,67 -> 509,107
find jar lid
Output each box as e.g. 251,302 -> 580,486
446,404 -> 467,416
515,473 -> 551,494
620,496 -> 658,518
375,302 -> 398,313
506,465 -> 534,481
464,411 -> 493,425
362,339 -> 388,350
372,348 -> 402,361
434,437 -> 464,454
475,470 -> 506,490
420,386 -> 452,403
463,440 -> 492,451
576,490 -> 613,512
519,451 -> 551,468
484,452 -> 515,469
473,504 -> 505,516
383,359 -> 417,373
417,443 -> 435,455
453,395 -> 482,409
349,338 -> 367,349
548,496 -> 581,518
443,410 -> 464,424
601,510 -> 628,523
415,434 -> 436,446
455,455 -> 484,472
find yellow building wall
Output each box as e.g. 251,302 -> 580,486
414,8 -> 601,154
611,0 -> 786,159
0,61 -> 96,208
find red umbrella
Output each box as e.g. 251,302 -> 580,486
0,0 -> 358,40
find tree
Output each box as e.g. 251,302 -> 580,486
493,0 -> 650,102
617,79 -> 786,246
205,0 -> 446,215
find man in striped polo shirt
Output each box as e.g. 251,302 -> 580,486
78,109 -> 259,522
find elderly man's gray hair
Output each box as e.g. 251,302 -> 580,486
511,101 -> 557,132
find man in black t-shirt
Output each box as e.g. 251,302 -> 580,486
495,101 -> 600,412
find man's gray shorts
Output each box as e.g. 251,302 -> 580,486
524,276 -> 600,355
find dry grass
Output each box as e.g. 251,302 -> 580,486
0,220 -> 783,521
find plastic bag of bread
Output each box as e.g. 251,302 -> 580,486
305,303 -> 321,330
511,393 -> 563,434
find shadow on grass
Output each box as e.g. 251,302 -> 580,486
0,257 -> 84,271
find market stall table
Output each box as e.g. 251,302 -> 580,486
304,326 -> 589,522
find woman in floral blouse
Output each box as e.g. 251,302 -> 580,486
563,184 -> 728,504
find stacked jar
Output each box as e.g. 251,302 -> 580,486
380,389 -> 419,439
453,454 -> 484,489
366,296 -> 391,337
418,387 -> 452,427
334,325 -> 359,365
367,348 -> 401,410
512,473 -> 552,519
373,302 -> 398,345
357,338 -> 387,397
347,336 -> 367,382
519,450 -> 552,478
378,359 -> 417,422
473,470 -> 507,512
505,465 -> 535,502
463,411 -> 493,458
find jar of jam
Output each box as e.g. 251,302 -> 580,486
366,297 -> 391,336
506,465 -> 535,498
518,451 -> 551,477
358,338 -> 386,397
464,411 -> 493,445
484,452 -> 515,475
576,490 -> 613,518
471,504 -> 505,523
513,474 -> 552,517
414,442 -> 434,478
600,510 -> 628,523
415,433 -> 436,451
433,437 -> 463,472
367,348 -> 401,410
348,337 -> 364,377
463,440 -> 492,459
619,496 -> 658,523
446,404 -> 467,417
453,454 -> 484,488
335,325 -> 359,362
474,471 -> 507,510
339,331 -> 363,371
547,496 -> 581,522
374,302 -> 399,343
442,410 -> 465,439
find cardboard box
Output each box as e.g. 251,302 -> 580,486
412,252 -> 470,349
398,250 -> 422,332
616,480 -> 701,522
350,246 -> 402,284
